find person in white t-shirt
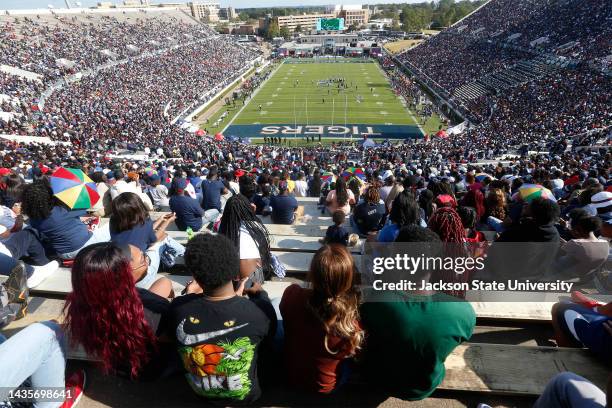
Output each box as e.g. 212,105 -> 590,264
294,171 -> 308,197
218,194 -> 273,284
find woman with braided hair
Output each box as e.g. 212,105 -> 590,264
218,194 -> 273,283
428,207 -> 471,298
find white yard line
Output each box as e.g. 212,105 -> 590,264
373,61 -> 425,137
221,61 -> 285,133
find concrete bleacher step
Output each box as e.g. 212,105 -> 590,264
438,343 -> 609,396
16,268 -> 612,323
2,305 -> 607,397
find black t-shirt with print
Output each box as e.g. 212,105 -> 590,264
167,294 -> 270,404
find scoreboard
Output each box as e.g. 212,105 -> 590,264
317,18 -> 345,31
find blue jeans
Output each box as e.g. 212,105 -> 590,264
60,223 -> 111,259
135,236 -> 185,289
0,322 -> 66,408
533,372 -> 605,408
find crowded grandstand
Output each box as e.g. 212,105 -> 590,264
0,0 -> 610,407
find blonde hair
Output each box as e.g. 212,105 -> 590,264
307,244 -> 363,356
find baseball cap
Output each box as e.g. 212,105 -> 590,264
234,169 -> 246,178
174,178 -> 188,192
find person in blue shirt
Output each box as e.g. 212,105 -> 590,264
169,179 -> 204,231
22,181 -> 111,259
110,192 -> 174,252
322,210 -> 350,245
200,167 -> 228,225
270,181 -> 301,224
187,169 -> 203,203
377,191 -> 421,242
351,185 -> 386,237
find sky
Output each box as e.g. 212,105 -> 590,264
1,0 -> 419,10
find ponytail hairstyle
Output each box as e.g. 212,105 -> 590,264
64,242 -> 156,378
307,244 -> 363,356
334,178 -> 349,207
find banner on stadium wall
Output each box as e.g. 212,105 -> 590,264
224,124 -> 423,139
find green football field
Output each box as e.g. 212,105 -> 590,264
230,60 -> 416,126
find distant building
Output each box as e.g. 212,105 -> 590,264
261,13 -> 336,32
234,24 -> 255,35
334,5 -> 369,27
189,2 -> 220,22
218,6 -> 236,20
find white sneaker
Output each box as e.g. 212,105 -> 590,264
27,261 -> 59,288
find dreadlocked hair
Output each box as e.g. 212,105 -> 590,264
307,244 -> 363,356
428,207 -> 466,243
334,178 -> 349,207
218,194 -> 273,279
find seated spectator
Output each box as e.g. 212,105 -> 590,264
322,210 -> 350,246
457,206 -> 486,243
169,179 -> 204,232
219,194 -> 273,283
200,167 -> 228,225
534,372 -> 609,408
147,174 -> 170,211
361,225 -> 476,399
483,197 -> 561,281
351,185 -> 386,237
280,244 -> 363,393
326,178 -> 355,216
22,181 -> 111,259
591,191 -> 612,238
65,243 -> 178,380
485,188 -> 509,232
308,170 -> 322,198
293,171 -> 308,197
551,294 -> 611,365
0,322 -> 85,407
89,171 -> 110,217
110,192 -> 172,252
553,209 -> 608,281
253,184 -> 272,216
377,192 -> 421,242
110,170 -> 154,211
0,228 -> 59,288
119,243 -> 175,296
166,234 -> 272,403
270,181 -> 301,224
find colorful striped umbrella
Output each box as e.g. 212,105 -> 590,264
342,167 -> 366,181
474,173 -> 494,183
321,171 -> 336,183
50,167 -> 100,209
513,183 -> 556,203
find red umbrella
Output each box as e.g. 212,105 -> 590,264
214,133 -> 224,141
195,129 -> 205,136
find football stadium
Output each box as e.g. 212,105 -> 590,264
0,0 -> 610,407
224,59 -> 425,140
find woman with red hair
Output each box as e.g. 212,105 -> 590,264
428,207 -> 470,297
64,242 -> 175,379
460,189 -> 486,224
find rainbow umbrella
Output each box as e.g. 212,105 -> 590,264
342,167 -> 366,181
144,167 -> 158,178
474,173 -> 494,183
513,183 -> 556,203
50,167 -> 100,209
321,171 -> 336,183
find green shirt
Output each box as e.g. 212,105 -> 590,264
360,290 -> 476,400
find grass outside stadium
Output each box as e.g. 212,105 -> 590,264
201,58 -> 446,145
